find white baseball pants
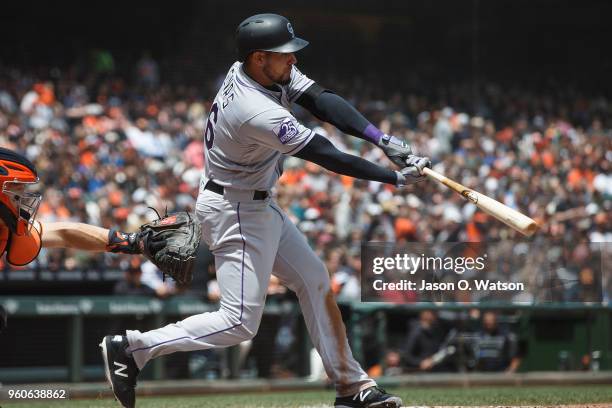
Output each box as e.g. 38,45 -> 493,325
126,187 -> 375,396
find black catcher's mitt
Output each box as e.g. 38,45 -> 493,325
139,210 -> 202,285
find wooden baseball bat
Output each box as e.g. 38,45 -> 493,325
422,167 -> 538,236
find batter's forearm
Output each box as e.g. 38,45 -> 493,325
296,85 -> 382,144
41,222 -> 110,251
319,151 -> 396,184
294,134 -> 398,185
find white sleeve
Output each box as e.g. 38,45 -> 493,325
285,65 -> 315,103
243,108 -> 314,155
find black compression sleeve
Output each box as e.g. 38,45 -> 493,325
293,134 -> 397,185
295,84 -> 371,137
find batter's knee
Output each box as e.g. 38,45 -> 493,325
231,322 -> 257,342
218,304 -> 262,342
290,259 -> 331,297
240,313 -> 264,339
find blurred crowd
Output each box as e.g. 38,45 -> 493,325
0,57 -> 610,303
376,310 -> 522,376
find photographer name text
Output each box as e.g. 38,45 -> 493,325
373,279 -> 524,291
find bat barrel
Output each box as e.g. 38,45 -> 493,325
421,167 -> 538,236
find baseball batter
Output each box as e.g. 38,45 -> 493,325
102,14 -> 430,408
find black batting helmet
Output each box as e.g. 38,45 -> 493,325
236,14 -> 309,61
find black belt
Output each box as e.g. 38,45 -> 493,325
204,180 -> 269,200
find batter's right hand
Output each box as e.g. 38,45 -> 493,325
405,154 -> 431,175
395,155 -> 430,187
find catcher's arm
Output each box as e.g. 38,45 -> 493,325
40,212 -> 199,285
42,222 -> 109,250
41,221 -> 141,254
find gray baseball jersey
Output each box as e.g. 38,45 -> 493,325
204,62 -> 315,190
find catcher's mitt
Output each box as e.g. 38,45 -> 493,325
139,210 -> 202,285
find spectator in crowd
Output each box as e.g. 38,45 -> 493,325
330,246 -> 361,301
113,258 -> 156,296
402,310 -> 454,372
140,260 -> 177,298
472,311 -> 521,372
136,51 -> 160,89
571,266 -> 602,303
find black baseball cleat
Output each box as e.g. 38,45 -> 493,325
334,386 -> 403,408
100,335 -> 139,408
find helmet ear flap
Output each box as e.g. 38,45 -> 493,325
7,220 -> 42,266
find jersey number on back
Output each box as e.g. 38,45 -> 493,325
205,102 -> 219,149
